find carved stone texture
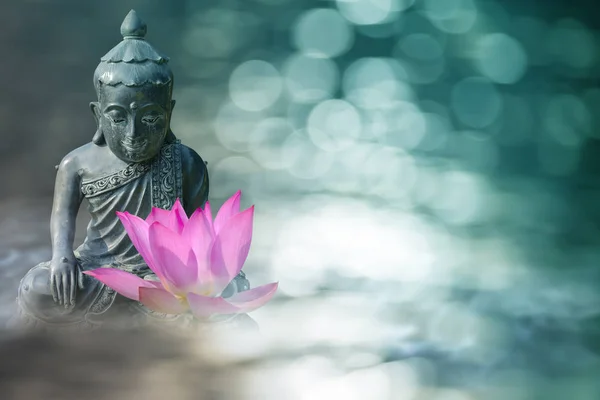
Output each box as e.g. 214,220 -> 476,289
12,10 -> 249,331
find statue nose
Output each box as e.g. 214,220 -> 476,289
125,123 -> 140,139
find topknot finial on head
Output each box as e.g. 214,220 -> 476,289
94,10 -> 172,90
120,10 -> 147,40
98,9 -> 169,65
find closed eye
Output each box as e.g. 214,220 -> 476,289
142,116 -> 160,124
105,112 -> 126,124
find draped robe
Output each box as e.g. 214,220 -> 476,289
16,139 -> 188,329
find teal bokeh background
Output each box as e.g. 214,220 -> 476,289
0,0 -> 599,398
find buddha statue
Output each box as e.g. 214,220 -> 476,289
13,10 -> 250,330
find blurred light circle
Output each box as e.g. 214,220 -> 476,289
287,101 -> 315,131
307,100 -> 362,152
381,101 -> 427,150
475,33 -> 528,84
183,26 -> 237,59
400,33 -> 444,61
418,113 -> 451,151
336,0 -> 408,26
283,54 -> 339,104
293,9 -> 354,58
399,58 -> 445,85
229,60 -> 282,112
398,10 -> 448,39
422,0 -> 462,20
451,77 -> 503,129
361,110 -> 392,140
210,156 -> 261,199
343,58 -> 411,109
476,1 -> 511,32
395,33 -> 445,84
546,19 -> 597,69
455,131 -> 500,172
357,18 -> 404,38
249,118 -> 295,170
419,100 -> 451,121
282,130 -> 336,179
287,135 -> 337,180
338,0 -> 415,25
362,146 -> 417,201
321,143 -> 374,194
422,0 -> 477,34
286,102 -> 315,130
214,102 -> 265,152
391,0 -> 415,11
432,170 -> 488,225
393,35 -> 445,85
543,94 -> 591,147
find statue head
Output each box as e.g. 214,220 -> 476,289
91,10 -> 175,163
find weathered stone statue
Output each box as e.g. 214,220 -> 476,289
13,10 -> 250,330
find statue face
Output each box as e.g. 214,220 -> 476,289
94,84 -> 173,163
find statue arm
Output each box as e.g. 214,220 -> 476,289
50,154 -> 83,259
181,146 -> 209,217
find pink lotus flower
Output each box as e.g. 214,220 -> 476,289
84,191 -> 278,319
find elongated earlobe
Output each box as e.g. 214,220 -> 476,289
92,129 -> 106,145
90,101 -> 105,145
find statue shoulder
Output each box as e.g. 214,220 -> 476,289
56,143 -> 95,175
179,144 -> 209,212
56,142 -> 103,174
180,144 -> 208,175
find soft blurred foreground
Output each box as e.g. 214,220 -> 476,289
1,0 -> 600,398
0,328 -> 220,400
1,190 -> 600,399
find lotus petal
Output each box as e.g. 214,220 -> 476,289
149,222 -> 198,294
83,268 -> 160,301
213,190 -> 241,234
139,287 -> 189,314
145,207 -> 171,226
203,201 -> 214,233
187,292 -> 241,318
182,207 -> 214,288
188,282 -> 277,317
209,206 -> 254,293
113,190 -> 277,319
146,199 -> 188,234
117,212 -> 154,264
227,282 -> 279,312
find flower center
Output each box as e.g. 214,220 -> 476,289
197,282 -> 215,297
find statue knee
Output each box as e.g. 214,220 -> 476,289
18,265 -> 52,309
221,272 -> 250,298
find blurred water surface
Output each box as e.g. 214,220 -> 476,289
1,0 -> 600,398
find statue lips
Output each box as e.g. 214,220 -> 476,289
121,138 -> 147,152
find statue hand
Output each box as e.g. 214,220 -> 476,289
49,254 -> 85,307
